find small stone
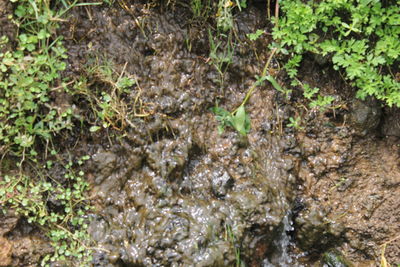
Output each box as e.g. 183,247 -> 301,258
211,167 -> 234,198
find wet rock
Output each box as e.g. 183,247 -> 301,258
0,210 -> 19,235
58,3 -> 306,266
210,166 -> 234,198
348,98 -> 381,135
10,235 -> 53,267
321,249 -> 353,267
381,107 -> 400,137
92,151 -> 118,184
145,138 -> 191,181
295,202 -> 343,251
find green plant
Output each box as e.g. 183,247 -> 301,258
216,0 -> 247,32
0,155 -> 92,266
191,0 -> 202,17
73,58 -> 137,131
302,83 -> 335,110
273,0 -> 400,107
225,223 -> 242,267
0,0 -> 101,159
0,32 -> 71,159
211,48 -> 278,136
246,29 -> 265,41
287,116 -> 303,130
0,0 -> 102,265
191,0 -> 212,18
208,31 -> 235,87
211,104 -> 251,135
265,75 -> 292,100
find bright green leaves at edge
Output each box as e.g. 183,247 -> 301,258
274,0 -> 400,107
0,0 -> 101,266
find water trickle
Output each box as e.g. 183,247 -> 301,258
262,213 -> 306,267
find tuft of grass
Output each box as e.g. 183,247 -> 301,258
225,223 -> 243,267
73,58 -> 138,131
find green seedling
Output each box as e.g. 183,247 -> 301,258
208,30 -> 235,87
211,105 -> 250,136
247,29 -> 264,41
287,116 -> 303,130
211,48 -> 278,136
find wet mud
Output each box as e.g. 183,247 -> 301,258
1,1 -> 399,266
0,0 -> 16,52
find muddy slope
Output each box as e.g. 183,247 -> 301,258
61,3 -> 300,266
293,59 -> 400,264
1,1 -> 399,266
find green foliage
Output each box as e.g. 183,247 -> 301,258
73,58 -> 137,131
208,31 -> 235,86
216,0 -> 247,32
246,29 -> 265,41
287,116 -> 303,130
273,0 -> 400,107
302,83 -> 334,110
0,0 -> 103,265
211,105 -> 250,136
0,1 -> 73,157
0,156 -> 92,266
191,0 -> 212,18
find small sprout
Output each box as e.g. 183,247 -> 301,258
89,125 -> 101,132
287,116 -> 303,130
247,29 -> 264,41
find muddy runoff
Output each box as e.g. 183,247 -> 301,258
57,3 -> 305,266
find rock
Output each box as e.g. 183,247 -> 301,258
210,167 -> 234,198
381,107 -> 400,137
348,98 -> 381,135
295,202 -> 343,251
0,210 -> 19,236
92,151 -> 117,184
321,249 -> 353,267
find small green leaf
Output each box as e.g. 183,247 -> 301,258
266,75 -> 284,93
247,29 -> 264,41
89,126 -> 101,132
231,105 -> 249,135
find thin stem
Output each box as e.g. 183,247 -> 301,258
232,47 -> 278,114
275,0 -> 280,27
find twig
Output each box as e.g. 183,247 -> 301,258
275,0 -> 280,27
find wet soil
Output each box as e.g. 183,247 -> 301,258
1,1 -> 399,266
0,0 -> 16,52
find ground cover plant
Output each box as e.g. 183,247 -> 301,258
0,0 -> 102,265
272,0 -> 400,107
